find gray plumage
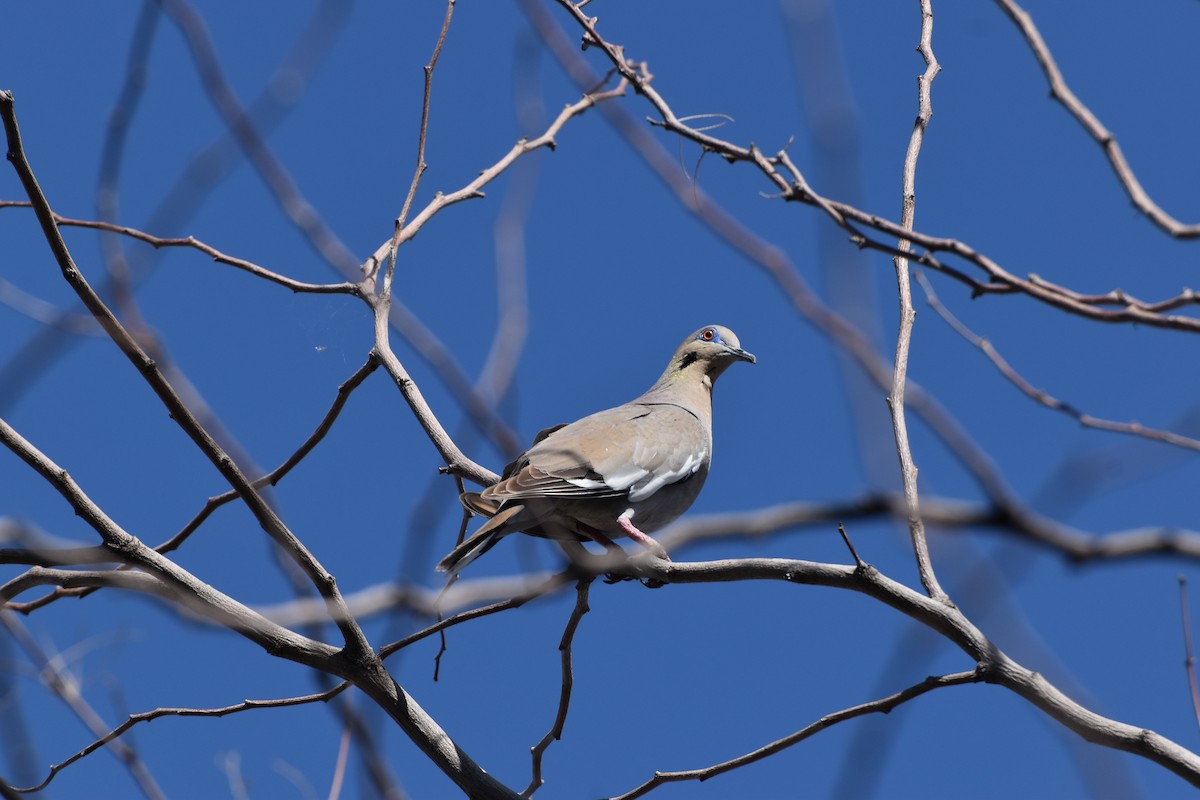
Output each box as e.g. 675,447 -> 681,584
437,325 -> 755,575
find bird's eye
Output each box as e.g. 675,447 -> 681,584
700,328 -> 717,342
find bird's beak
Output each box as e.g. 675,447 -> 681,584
729,346 -> 756,364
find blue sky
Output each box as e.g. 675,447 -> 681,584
3,1 -> 1200,798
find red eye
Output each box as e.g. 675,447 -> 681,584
701,328 -> 715,341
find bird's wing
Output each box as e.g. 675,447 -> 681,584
485,403 -> 709,504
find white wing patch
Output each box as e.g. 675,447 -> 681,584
562,475 -> 621,491
578,462 -> 652,494
627,448 -> 706,502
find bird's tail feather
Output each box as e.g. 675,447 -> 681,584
459,491 -> 500,518
437,504 -> 524,575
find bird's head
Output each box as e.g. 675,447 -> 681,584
667,325 -> 756,387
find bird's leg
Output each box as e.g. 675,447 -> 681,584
578,525 -> 625,555
616,515 -> 670,562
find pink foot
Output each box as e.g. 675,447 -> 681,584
616,516 -> 670,561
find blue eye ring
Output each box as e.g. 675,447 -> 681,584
699,327 -> 719,343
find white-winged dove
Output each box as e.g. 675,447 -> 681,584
436,325 -> 755,575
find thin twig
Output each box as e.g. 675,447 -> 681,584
365,82 -> 630,488
0,610 -> 165,799
524,578 -> 592,797
432,475 -> 473,681
5,356 -> 380,614
161,0 -> 358,273
0,0 -> 352,417
836,523 -> 865,570
12,683 -> 349,794
381,572 -> 574,659
543,1 -> 1200,333
0,203 -> 359,293
609,669 -> 981,800
95,0 -> 160,326
327,725 -> 353,800
388,0 -> 457,295
1181,576 -> 1200,733
161,0 -> 524,459
887,0 -> 945,601
360,78 -> 629,274
159,354 -> 381,553
918,272 -> 1200,452
993,0 -> 1200,239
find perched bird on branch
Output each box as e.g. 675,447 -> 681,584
437,325 -> 755,575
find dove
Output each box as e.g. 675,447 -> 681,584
437,325 -> 754,575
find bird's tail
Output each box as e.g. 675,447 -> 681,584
459,491 -> 500,517
436,504 -> 524,575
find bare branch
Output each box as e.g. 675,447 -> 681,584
0,90 -> 372,656
242,489 -> 1200,632
0,379 -> 514,799
1,610 -> 165,799
156,0 -> 524,460
918,272 -> 1200,452
160,0 -> 358,274
362,78 -> 629,275
519,0 -> 1039,555
328,725 -> 352,800
524,578 -> 592,797
610,670 -> 980,800
370,321 -> 500,489
0,545 -> 123,568
0,0 -> 353,419
837,522 -> 866,570
11,679 -> 348,794
544,2 -> 1200,333
388,0 -> 458,296
3,356 -> 380,614
993,0 -> 1200,238
656,496 -> 1200,564
0,203 -> 360,294
1181,577 -> 1200,733
596,556 -> 1200,789
0,92 -> 512,786
363,83 -> 630,488
158,354 -> 381,554
887,0 -> 945,601
380,572 -> 574,658
0,276 -> 102,333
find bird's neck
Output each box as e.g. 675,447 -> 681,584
638,364 -> 714,425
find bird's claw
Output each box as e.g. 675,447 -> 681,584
601,570 -> 664,588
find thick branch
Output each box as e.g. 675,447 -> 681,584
2,90 -> 518,798
0,89 -> 375,658
0,405 -> 516,800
